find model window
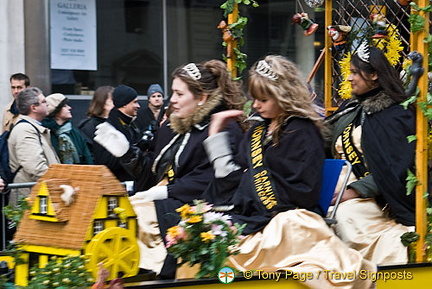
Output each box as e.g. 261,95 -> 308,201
93,220 -> 104,235
40,196 -> 48,214
107,197 -> 118,217
118,220 -> 127,229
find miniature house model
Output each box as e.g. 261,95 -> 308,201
13,164 -> 139,286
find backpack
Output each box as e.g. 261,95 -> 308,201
0,119 -> 41,184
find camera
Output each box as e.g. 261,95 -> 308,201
136,130 -> 154,151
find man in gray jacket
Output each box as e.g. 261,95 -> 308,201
8,87 -> 60,205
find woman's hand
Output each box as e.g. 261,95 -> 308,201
331,188 -> 360,205
209,110 -> 244,136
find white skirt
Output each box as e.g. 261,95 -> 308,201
333,198 -> 412,265
228,209 -> 376,289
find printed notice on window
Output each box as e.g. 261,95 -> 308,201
50,0 -> 97,70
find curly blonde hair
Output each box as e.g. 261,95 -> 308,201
248,55 -> 322,145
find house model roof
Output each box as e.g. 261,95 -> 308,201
14,164 -> 128,250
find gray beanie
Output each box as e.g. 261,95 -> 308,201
113,85 -> 138,108
147,84 -> 164,97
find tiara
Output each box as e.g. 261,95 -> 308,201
182,63 -> 202,80
356,41 -> 370,63
255,60 -> 278,80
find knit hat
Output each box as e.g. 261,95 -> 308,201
46,93 -> 68,117
147,84 -> 164,97
113,85 -> 138,108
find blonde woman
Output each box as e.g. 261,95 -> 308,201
204,55 -> 375,289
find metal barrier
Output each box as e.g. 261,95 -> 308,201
1,182 -> 35,251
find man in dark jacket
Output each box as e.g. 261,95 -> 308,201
93,85 -> 141,183
135,84 -> 166,135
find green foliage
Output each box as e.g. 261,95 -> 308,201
401,208 -> 432,262
408,2 -> 432,70
2,197 -> 30,229
4,242 -> 27,266
408,2 -> 432,33
221,0 -> 259,17
220,1 -> 259,75
400,93 -> 417,109
25,255 -> 93,289
401,231 -> 419,247
407,135 -> 417,143
166,200 -> 245,279
405,169 -> 418,195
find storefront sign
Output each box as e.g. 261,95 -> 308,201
50,0 -> 97,70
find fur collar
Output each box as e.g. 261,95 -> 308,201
169,90 -> 224,134
353,90 -> 396,114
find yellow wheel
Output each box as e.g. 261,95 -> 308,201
85,227 -> 139,280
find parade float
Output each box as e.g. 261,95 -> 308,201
1,0 -> 432,288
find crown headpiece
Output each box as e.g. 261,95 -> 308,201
356,41 -> 370,63
182,63 -> 202,80
255,60 -> 278,81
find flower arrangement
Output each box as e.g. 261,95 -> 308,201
166,200 -> 245,279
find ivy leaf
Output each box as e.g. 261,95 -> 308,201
409,14 -> 426,33
406,169 -> 418,195
401,94 -> 417,109
407,135 -> 417,143
400,231 -> 419,247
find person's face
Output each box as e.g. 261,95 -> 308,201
57,104 -> 72,121
149,92 -> 164,108
170,77 -> 202,119
33,94 -> 49,120
11,79 -> 27,99
347,63 -> 377,95
122,98 -> 140,116
104,94 -> 114,116
252,95 -> 283,120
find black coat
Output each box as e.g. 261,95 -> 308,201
135,106 -> 165,134
93,108 -> 141,182
328,91 -> 416,226
78,116 -> 106,156
204,117 -> 325,235
121,119 -> 244,234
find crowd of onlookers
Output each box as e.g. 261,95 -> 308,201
0,47 -> 419,288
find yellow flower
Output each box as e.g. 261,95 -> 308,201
201,231 -> 216,242
176,204 -> 193,219
187,215 -> 203,223
338,52 -> 352,100
167,225 -> 181,238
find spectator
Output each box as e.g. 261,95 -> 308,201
135,84 -> 166,135
42,93 -> 93,164
2,73 -> 30,132
78,86 -> 115,155
93,85 -> 141,182
8,87 -> 60,205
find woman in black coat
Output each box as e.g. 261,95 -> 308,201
94,60 -> 246,278
325,44 -> 416,265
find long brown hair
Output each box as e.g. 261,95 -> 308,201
87,86 -> 114,117
172,60 -> 247,130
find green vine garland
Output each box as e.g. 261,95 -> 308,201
220,0 -> 259,74
401,1 -> 432,260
